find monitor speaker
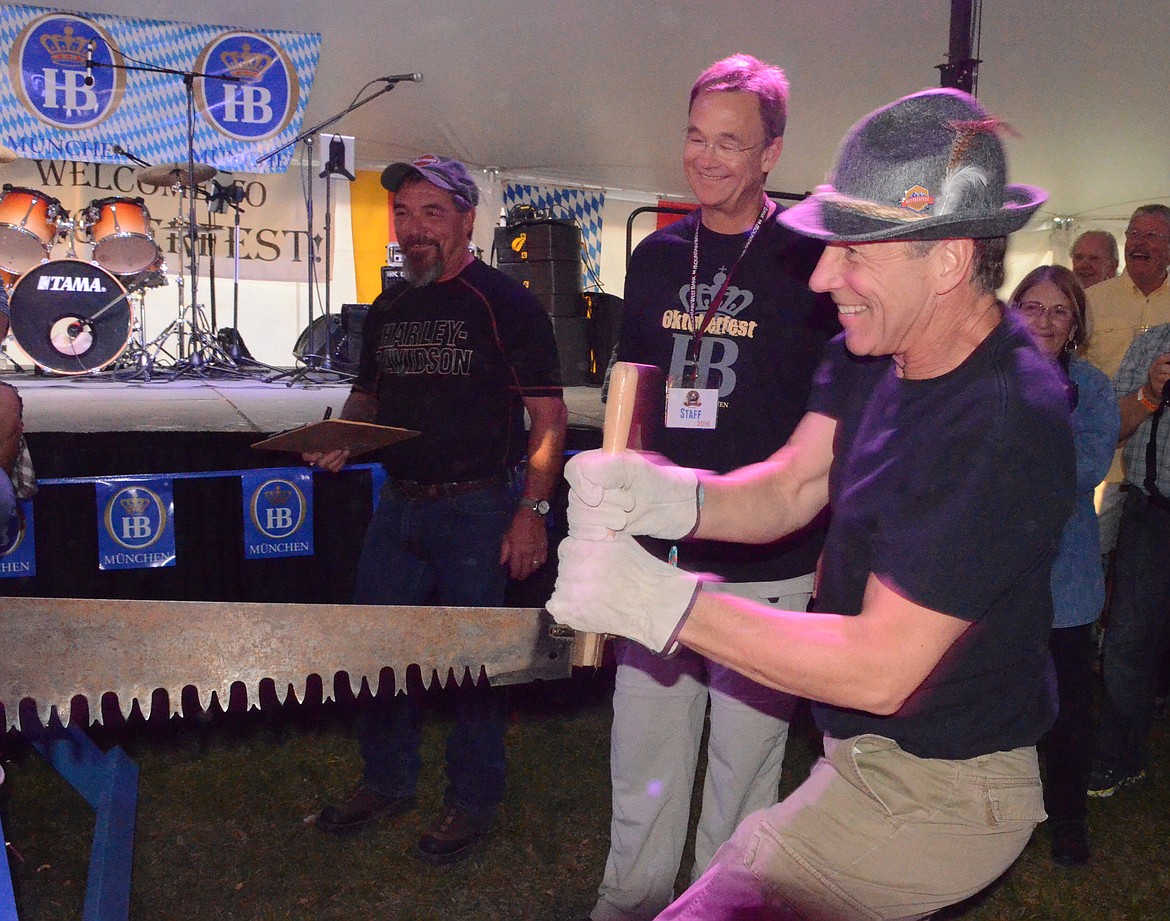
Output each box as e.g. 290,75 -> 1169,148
293,308 -> 368,374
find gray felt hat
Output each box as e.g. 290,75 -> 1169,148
781,88 -> 1046,243
380,154 -> 479,210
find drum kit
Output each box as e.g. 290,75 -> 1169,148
0,143 -> 253,379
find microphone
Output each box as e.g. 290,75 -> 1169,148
84,39 -> 95,87
111,144 -> 150,168
378,72 -> 422,84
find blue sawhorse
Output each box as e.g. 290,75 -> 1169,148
0,776 -> 15,921
1,725 -> 138,921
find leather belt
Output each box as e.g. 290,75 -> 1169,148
389,475 -> 504,500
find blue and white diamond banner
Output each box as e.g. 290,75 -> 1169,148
242,467 -> 313,559
503,183 -> 605,289
96,478 -> 175,570
0,4 -> 321,172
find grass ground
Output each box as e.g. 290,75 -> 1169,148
1,670 -> 1168,921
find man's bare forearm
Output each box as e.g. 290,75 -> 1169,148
694,411 -> 835,544
521,396 -> 567,500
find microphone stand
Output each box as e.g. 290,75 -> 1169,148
204,182 -> 283,375
166,71 -> 251,380
320,136 -> 356,373
260,79 -> 408,385
77,51 -> 247,380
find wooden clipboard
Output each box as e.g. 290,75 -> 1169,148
251,419 -> 418,457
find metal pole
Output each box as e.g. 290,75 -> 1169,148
937,0 -> 981,95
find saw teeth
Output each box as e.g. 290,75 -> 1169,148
2,599 -> 574,730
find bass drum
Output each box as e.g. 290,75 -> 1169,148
10,260 -> 132,375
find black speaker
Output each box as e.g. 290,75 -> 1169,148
382,264 -> 406,292
494,220 -> 581,263
584,292 -> 623,385
551,316 -> 592,386
497,259 -> 584,299
293,315 -> 358,372
341,304 -> 369,366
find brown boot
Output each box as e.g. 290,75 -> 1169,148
416,803 -> 494,864
316,784 -> 416,835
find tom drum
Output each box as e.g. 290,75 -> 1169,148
0,185 -> 64,274
81,196 -> 162,275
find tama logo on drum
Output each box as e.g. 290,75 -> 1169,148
37,274 -> 106,292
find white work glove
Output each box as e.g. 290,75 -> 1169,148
546,533 -> 710,655
565,450 -> 703,542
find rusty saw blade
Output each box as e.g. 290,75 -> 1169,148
0,597 -> 574,730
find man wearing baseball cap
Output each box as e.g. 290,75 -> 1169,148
550,88 -> 1074,918
307,154 -> 566,863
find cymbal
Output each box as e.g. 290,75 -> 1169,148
139,161 -> 216,188
0,144 -> 17,164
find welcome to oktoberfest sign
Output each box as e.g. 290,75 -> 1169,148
0,4 -> 321,173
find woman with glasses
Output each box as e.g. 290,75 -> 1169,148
1009,265 -> 1120,866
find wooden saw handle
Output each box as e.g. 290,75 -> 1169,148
570,361 -> 663,668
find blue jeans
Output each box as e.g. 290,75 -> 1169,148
353,478 -> 512,817
1095,490 -> 1170,775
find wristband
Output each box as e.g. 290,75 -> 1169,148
1138,385 -> 1160,412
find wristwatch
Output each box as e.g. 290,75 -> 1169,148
520,497 -> 551,517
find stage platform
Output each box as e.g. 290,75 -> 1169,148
2,368 -> 604,475
5,369 -> 605,436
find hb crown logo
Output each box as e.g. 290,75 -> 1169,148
250,478 -> 306,540
105,486 -> 167,550
9,14 -> 126,130
219,42 -> 276,83
40,24 -> 88,67
195,31 -> 299,143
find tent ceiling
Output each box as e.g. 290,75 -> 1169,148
55,0 -> 1170,224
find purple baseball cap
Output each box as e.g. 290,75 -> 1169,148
380,154 -> 479,211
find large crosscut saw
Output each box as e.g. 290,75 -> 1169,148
0,596 -> 575,730
0,362 -> 661,727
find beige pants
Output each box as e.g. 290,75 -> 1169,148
658,734 -> 1045,921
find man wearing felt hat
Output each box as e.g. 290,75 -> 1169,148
550,88 -> 1075,919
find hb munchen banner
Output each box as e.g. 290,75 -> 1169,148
0,5 -> 325,283
241,467 -> 314,560
96,478 -> 176,571
0,5 -> 322,173
0,500 -> 36,578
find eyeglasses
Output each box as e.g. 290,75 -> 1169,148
1014,301 -> 1075,323
1124,229 -> 1170,242
683,134 -> 767,161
